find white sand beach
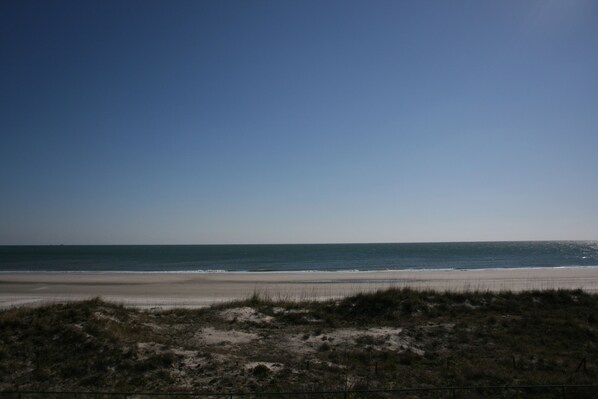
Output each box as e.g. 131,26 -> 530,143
1,267 -> 598,309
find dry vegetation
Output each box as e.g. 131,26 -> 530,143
1,289 -> 597,397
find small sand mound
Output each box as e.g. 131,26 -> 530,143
219,307 -> 274,324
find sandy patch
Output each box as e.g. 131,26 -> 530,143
196,327 -> 258,345
272,307 -> 309,314
219,307 -> 274,324
142,322 -> 166,332
284,327 -> 424,355
137,342 -> 164,353
3,268 -> 598,309
93,311 -> 121,323
327,327 -> 404,349
172,348 -> 204,368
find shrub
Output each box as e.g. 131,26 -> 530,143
253,364 -> 270,378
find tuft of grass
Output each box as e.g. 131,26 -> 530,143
252,364 -> 270,379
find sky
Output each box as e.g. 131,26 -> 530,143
1,0 -> 597,245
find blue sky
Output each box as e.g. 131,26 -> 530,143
1,0 -> 597,244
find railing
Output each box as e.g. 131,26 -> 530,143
2,385 -> 598,399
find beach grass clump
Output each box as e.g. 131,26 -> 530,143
1,288 -> 598,396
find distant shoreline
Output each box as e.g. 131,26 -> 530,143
2,267 -> 598,309
1,264 -> 598,274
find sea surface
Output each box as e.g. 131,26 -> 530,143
0,241 -> 597,273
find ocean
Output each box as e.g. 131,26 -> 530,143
0,241 -> 597,273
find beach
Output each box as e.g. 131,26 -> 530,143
2,267 -> 598,309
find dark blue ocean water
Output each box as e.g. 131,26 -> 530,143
0,241 -> 597,272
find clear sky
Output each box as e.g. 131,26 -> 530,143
1,0 -> 597,245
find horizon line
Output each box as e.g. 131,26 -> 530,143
1,239 -> 596,247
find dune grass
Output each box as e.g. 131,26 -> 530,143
1,288 -> 597,396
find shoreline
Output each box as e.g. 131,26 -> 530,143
2,264 -> 598,274
2,267 -> 598,309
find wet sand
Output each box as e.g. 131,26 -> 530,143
1,267 -> 598,309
